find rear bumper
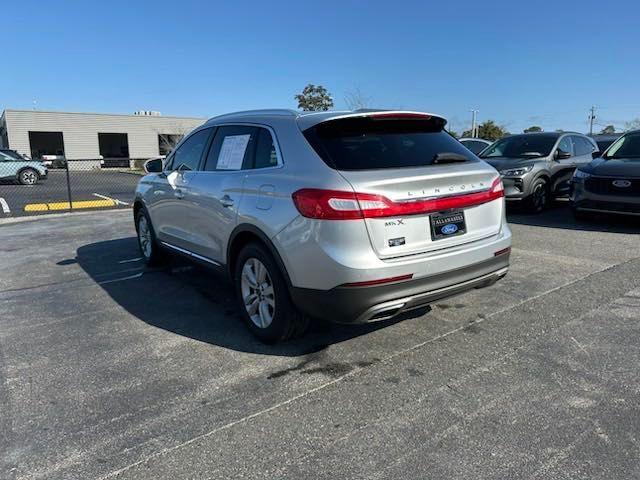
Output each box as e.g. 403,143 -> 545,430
290,254 -> 510,324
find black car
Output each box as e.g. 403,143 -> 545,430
571,130 -> 640,217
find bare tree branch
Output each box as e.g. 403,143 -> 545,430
344,87 -> 372,110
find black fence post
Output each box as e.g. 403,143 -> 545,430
65,160 -> 73,210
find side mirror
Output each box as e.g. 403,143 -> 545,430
144,157 -> 164,173
591,150 -> 601,159
555,149 -> 571,160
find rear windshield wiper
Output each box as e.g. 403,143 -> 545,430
432,152 -> 469,164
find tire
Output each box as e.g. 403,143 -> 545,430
135,208 -> 165,267
234,242 -> 308,343
18,168 -> 39,185
525,178 -> 549,213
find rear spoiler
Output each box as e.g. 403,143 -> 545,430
325,110 -> 445,124
298,110 -> 448,131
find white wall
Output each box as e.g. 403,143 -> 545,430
4,110 -> 205,159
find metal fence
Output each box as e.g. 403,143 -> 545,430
0,159 -> 145,218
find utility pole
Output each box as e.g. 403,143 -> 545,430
588,106 -> 596,135
470,110 -> 479,138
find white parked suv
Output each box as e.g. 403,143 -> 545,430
134,109 -> 511,342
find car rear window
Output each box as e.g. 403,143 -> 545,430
303,116 -> 477,170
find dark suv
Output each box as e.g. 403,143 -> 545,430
479,132 -> 598,212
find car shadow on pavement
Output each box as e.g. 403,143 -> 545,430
507,202 -> 640,234
75,238 -> 422,357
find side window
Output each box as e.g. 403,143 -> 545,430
171,128 -> 212,172
204,126 -> 257,171
557,136 -> 573,156
253,128 -> 279,169
576,137 -> 594,156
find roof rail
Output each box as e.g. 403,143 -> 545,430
207,109 -> 299,122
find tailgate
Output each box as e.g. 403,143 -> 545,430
339,164 -> 503,259
300,111 -> 504,259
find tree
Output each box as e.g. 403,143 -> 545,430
599,125 -> 616,134
462,120 -> 508,141
625,119 -> 640,131
447,129 -> 459,139
524,126 -> 543,133
295,84 -> 334,111
344,87 -> 371,110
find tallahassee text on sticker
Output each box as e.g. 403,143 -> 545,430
217,134 -> 251,170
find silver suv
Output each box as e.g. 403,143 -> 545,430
479,132 -> 598,213
134,110 -> 511,342
0,149 -> 48,185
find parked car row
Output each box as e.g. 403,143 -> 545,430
478,132 -> 599,213
460,130 -> 638,218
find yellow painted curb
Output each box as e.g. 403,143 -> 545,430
24,199 -> 116,212
24,203 -> 49,212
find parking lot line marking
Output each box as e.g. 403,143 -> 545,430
99,258 -> 632,480
93,193 -> 129,206
118,257 -> 143,264
0,197 -> 10,214
97,272 -> 144,285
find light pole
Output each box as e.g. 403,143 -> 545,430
588,106 -> 596,135
470,109 -> 479,138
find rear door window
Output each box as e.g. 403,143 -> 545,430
303,116 -> 477,170
204,125 -> 257,171
572,136 -> 592,156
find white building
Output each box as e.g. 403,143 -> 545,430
0,109 -> 205,160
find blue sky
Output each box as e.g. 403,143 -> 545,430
3,0 -> 640,134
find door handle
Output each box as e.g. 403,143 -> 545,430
220,195 -> 234,208
174,188 -> 185,199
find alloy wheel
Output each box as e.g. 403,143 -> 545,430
21,170 -> 37,185
240,258 -> 275,329
138,216 -> 152,259
532,183 -> 547,211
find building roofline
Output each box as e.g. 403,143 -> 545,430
2,108 -> 206,120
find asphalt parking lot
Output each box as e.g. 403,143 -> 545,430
1,206 -> 639,480
0,170 -> 139,217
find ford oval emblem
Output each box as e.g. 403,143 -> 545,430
441,223 -> 458,235
612,179 -> 632,188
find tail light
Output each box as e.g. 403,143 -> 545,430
292,177 -> 504,220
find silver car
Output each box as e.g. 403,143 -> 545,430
0,149 -> 48,185
134,110 -> 511,342
479,132 -> 598,213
